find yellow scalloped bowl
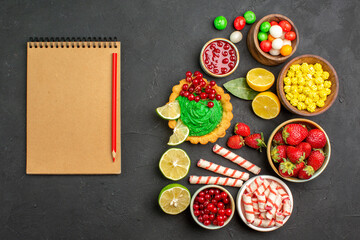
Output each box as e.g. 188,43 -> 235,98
168,79 -> 233,144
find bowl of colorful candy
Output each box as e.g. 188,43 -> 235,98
267,118 -> 331,183
236,175 -> 293,232
200,38 -> 240,78
190,185 -> 235,230
277,54 -> 339,116
247,14 -> 299,66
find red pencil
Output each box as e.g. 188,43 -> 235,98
112,53 -> 117,162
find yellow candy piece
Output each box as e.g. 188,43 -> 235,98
315,77 -> 323,85
298,94 -> 306,102
307,103 -> 316,112
322,71 -> 330,79
297,85 -> 304,93
305,98 -> 313,105
317,83 -> 324,90
311,85 -> 318,91
286,93 -> 294,100
316,100 -> 325,108
324,81 -> 332,88
291,77 -> 298,85
284,77 -> 292,85
303,87 -> 311,96
314,63 -> 322,71
298,77 -> 305,86
319,90 -> 327,98
290,98 -> 299,107
325,88 -> 331,95
284,85 -> 291,93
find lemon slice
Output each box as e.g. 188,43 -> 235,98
252,91 -> 281,119
168,119 -> 189,146
156,100 -> 181,120
246,68 -> 275,92
158,183 -> 191,215
159,148 -> 190,181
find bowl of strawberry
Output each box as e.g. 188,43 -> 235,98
267,118 -> 331,182
190,185 -> 235,230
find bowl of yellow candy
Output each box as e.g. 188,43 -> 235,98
277,54 -> 339,116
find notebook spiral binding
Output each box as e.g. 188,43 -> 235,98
28,37 -> 118,48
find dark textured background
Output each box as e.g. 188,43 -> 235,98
0,0 -> 359,239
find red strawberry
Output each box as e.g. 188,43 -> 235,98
297,142 -> 312,159
278,160 -> 296,177
244,133 -> 266,152
273,130 -> 285,145
298,165 -> 315,179
227,135 -> 244,149
306,129 -> 327,149
270,145 -> 287,163
286,146 -> 305,164
234,122 -> 251,137
293,161 -> 305,177
282,123 -> 308,146
307,149 -> 325,171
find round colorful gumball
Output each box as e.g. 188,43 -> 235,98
272,38 -> 283,50
280,45 -> 292,56
234,16 -> 246,30
260,40 -> 272,52
268,34 -> 276,42
269,25 -> 283,38
283,39 -> 291,46
214,16 -> 227,30
270,21 -> 278,26
257,31 -> 268,41
279,20 -> 292,32
230,31 -> 243,43
280,32 -> 286,40
244,11 -> 256,24
260,21 -> 271,32
269,48 -> 280,56
285,31 -> 296,41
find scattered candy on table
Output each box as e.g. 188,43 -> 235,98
244,11 -> 256,24
230,31 -> 243,43
197,159 -> 250,181
214,16 -> 227,30
284,63 -> 331,112
234,16 -> 246,30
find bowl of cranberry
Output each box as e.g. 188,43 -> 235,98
190,185 -> 235,229
267,118 -> 331,182
200,38 -> 240,78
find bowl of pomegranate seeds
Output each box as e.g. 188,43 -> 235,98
267,118 -> 331,182
200,38 -> 240,78
190,185 -> 235,229
236,175 -> 294,232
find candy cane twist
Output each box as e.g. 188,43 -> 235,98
265,182 -> 279,209
252,197 -> 260,215
255,179 -> 270,195
276,185 -> 290,201
189,175 -> 243,187
242,193 -> 255,223
266,194 -> 282,220
256,193 -> 266,212
213,144 -> 261,175
275,212 -> 284,227
246,176 -> 264,194
283,199 -> 292,216
252,218 -> 275,228
197,159 -> 249,181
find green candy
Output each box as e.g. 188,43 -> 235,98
257,31 -> 268,41
214,16 -> 227,30
244,11 -> 256,24
260,21 -> 271,32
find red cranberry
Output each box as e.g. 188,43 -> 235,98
229,50 -> 235,55
208,93 -> 215,100
198,197 -> 205,203
188,94 -> 195,101
194,210 -> 200,216
214,194 -> 222,201
225,209 -> 232,216
208,102 -> 214,108
212,219 -> 218,226
215,95 -> 221,100
203,214 -> 209,221
212,207 -> 218,214
218,221 -> 224,226
210,81 -> 216,87
186,76 -> 192,82
183,91 -> 189,97
203,201 -> 209,207
200,81 -> 206,87
194,96 -> 200,102
200,92 -> 207,99
217,215 -> 224,222
205,88 -> 212,94
204,194 -> 211,200
198,191 -> 205,197
196,73 -> 203,79
209,189 -> 215,195
186,71 -> 192,77
192,79 -> 199,86
222,51 -> 228,57
210,89 -> 216,94
214,69 -> 219,74
223,197 -> 230,204
217,41 -> 223,47
218,209 -> 225,216
203,220 -> 211,226
211,199 -> 217,204
194,71 -> 200,76
215,189 -> 220,195
207,203 -> 214,210
223,215 -> 228,221
198,216 -> 203,223
217,202 -> 224,209
180,90 -> 185,96
209,214 -> 215,221
193,204 -> 199,210
182,84 -> 189,91
204,209 -> 210,215
199,204 -> 204,210
229,62 -> 235,68
200,210 -> 205,215
189,87 -> 195,93
224,44 -> 230,50
221,192 -> 228,199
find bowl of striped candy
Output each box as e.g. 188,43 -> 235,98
236,175 -> 293,232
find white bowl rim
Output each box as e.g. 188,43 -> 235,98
190,185 -> 235,230
236,175 -> 294,232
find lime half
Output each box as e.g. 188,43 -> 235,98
156,100 -> 181,120
158,183 -> 191,215
159,148 -> 190,181
168,119 -> 189,146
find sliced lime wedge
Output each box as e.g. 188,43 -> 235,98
156,100 -> 181,120
159,148 -> 190,181
158,183 -> 191,215
168,119 -> 189,146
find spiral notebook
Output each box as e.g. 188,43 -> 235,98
26,38 -> 121,174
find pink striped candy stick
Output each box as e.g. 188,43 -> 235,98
255,179 -> 270,195
242,193 -> 255,223
265,182 -> 278,209
213,144 -> 261,175
252,218 -> 275,228
283,199 -> 292,216
197,159 -> 249,181
266,194 -> 282,220
189,175 -> 243,187
246,176 -> 264,193
275,212 -> 285,227
276,185 -> 290,201
256,193 -> 266,212
252,197 -> 260,215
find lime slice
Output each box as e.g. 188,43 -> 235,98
156,100 -> 181,120
159,148 -> 191,181
158,183 -> 191,215
168,119 -> 189,146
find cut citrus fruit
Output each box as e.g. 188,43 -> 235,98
156,100 -> 181,120
159,148 -> 190,181
246,68 -> 275,92
252,91 -> 281,119
168,119 -> 189,146
158,183 -> 191,215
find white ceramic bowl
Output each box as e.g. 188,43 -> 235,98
190,185 -> 235,230
236,175 -> 293,232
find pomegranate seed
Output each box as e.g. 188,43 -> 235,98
188,94 -> 195,101
217,202 -> 224,209
210,81 -> 216,86
221,192 -> 228,199
215,95 -> 221,100
225,209 -> 232,216
182,84 -> 189,91
198,216 -> 203,223
208,93 -> 215,100
186,76 -> 192,82
194,71 -> 200,76
186,71 -> 192,77
193,204 -> 199,210
203,220 -> 211,226
194,210 -> 200,216
183,91 -> 189,97
218,209 -> 225,216
200,92 -> 207,99
194,96 -> 200,102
